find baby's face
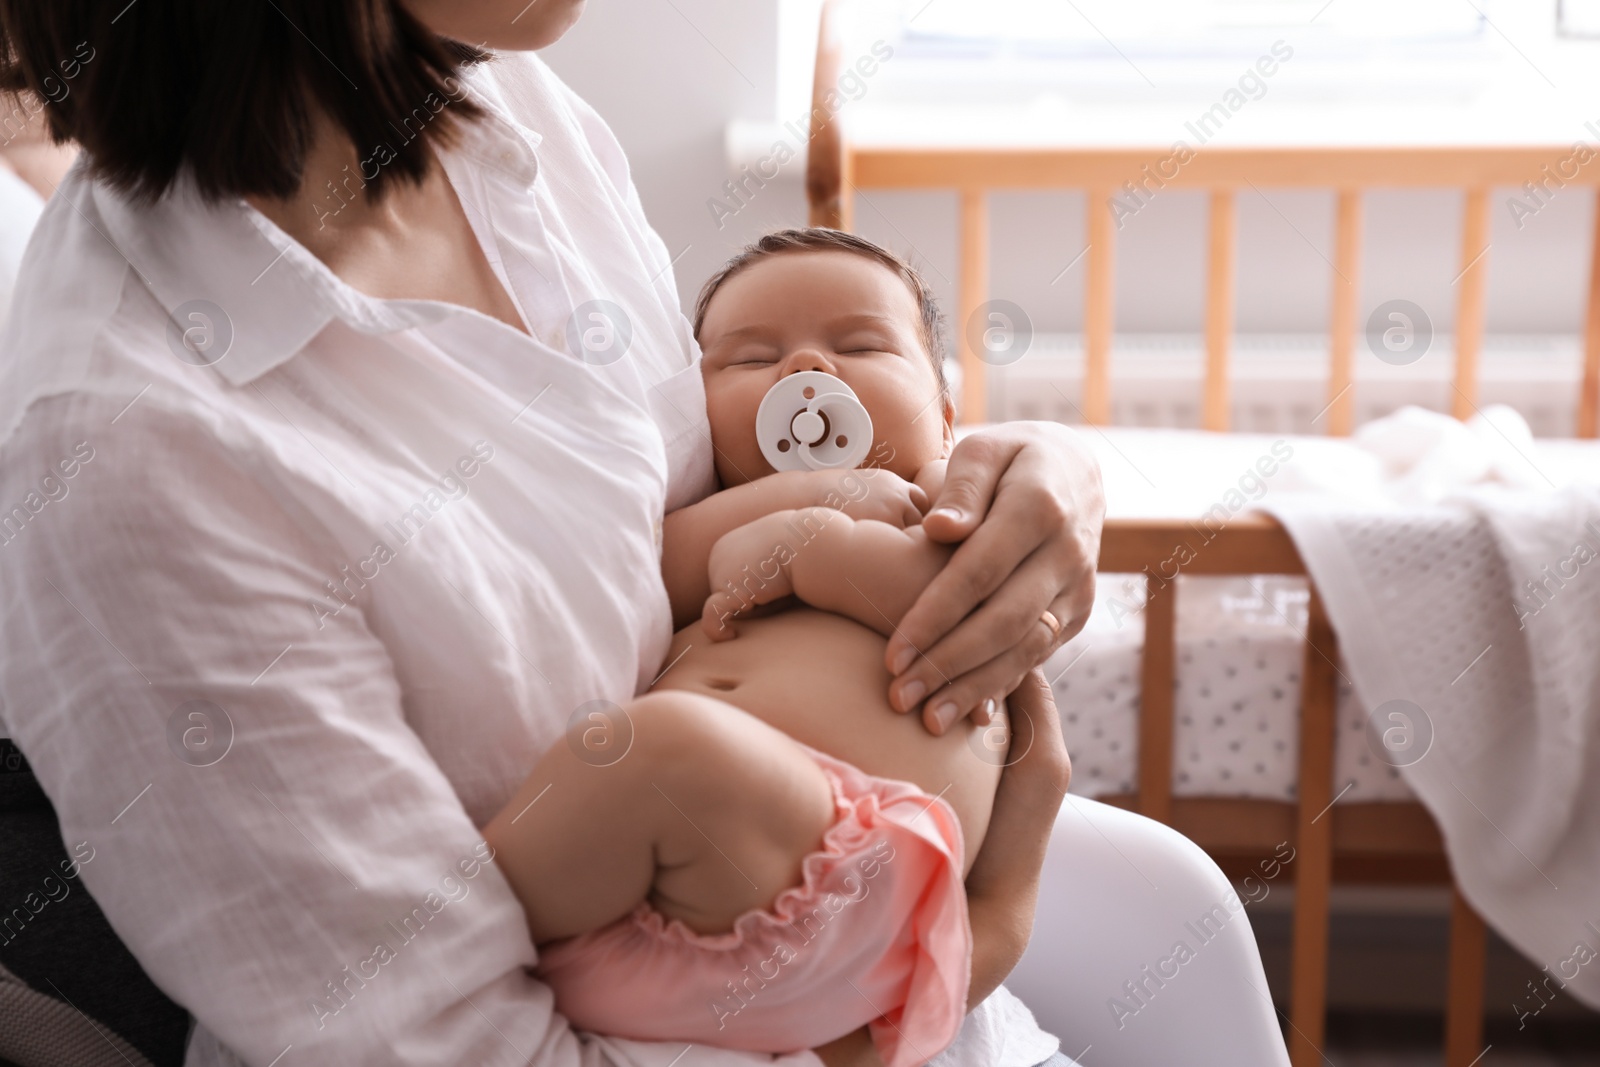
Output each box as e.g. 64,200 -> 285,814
698,250 -> 955,487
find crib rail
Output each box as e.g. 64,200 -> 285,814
806,6 -> 1600,439
1097,515 -> 1486,1067
806,4 -> 1538,1059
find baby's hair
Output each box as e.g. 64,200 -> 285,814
693,228 -> 950,398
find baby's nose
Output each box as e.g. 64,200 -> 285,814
781,348 -> 836,375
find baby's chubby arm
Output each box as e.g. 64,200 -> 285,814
662,466 -> 929,628
700,504 -> 954,642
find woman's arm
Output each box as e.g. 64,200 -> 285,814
886,423 -> 1105,734
962,670 -> 1073,1005
0,405 -> 621,1067
663,466 -> 927,628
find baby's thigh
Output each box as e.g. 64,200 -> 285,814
624,691 -> 835,934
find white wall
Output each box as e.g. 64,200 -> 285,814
543,2 -> 1594,338
542,1 -> 807,320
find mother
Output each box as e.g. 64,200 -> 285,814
0,3 -> 1269,1067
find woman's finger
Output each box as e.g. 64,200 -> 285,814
888,490 -> 1057,691
918,431 -> 1020,544
910,585 -> 1090,734
888,442 -> 1068,678
893,548 -> 1057,709
888,422 -> 1104,714
998,667 -> 1072,798
916,612 -> 1057,735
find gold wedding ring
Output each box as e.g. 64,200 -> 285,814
1038,608 -> 1063,642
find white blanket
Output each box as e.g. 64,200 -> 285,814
1263,406 -> 1600,1010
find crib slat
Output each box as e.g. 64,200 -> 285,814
838,148 -> 856,233
1326,191 -> 1363,436
1204,190 -> 1236,431
1581,189 -> 1600,438
958,190 -> 989,423
1452,189 -> 1491,420
804,0 -> 848,229
1444,889 -> 1488,1067
1289,590 -> 1338,1067
1137,577 -> 1176,825
1084,189 -> 1116,425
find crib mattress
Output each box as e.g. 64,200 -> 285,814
1045,424 -> 1600,804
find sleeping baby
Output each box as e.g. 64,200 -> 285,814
484,229 -> 1026,1067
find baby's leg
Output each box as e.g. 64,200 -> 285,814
483,690 -> 835,942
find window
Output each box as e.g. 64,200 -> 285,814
899,0 -> 1486,58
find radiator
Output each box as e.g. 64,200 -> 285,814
980,333 -> 1586,437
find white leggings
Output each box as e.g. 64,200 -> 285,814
1007,796 -> 1292,1067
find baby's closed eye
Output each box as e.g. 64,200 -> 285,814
833,332 -> 897,355
724,345 -> 781,366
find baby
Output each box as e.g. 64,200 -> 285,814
485,229 -> 1015,1067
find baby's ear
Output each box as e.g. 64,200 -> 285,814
940,393 -> 957,456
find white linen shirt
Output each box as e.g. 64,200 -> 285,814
0,51 -> 1057,1067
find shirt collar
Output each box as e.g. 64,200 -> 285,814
90,68 -> 543,388
450,74 -> 543,190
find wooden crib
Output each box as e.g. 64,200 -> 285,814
806,3 -> 1600,1064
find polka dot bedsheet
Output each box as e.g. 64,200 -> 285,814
1040,420 -> 1600,804
1044,572 -> 1410,802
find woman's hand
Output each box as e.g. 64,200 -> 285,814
886,422 -> 1104,735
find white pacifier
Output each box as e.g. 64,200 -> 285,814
755,371 -> 874,472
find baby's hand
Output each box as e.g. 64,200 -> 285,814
700,511 -> 807,641
912,459 -> 947,504
802,467 -> 927,528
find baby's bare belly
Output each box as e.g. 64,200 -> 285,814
653,607 -> 1002,869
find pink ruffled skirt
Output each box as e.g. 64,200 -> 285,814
536,745 -> 970,1067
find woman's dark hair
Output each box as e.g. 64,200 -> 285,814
0,2 -> 486,203
693,228 -> 950,397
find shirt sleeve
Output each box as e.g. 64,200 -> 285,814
0,394 -> 811,1067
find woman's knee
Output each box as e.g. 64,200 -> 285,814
1031,797 -> 1262,985
1012,797 -> 1288,1063
1049,796 -> 1236,906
